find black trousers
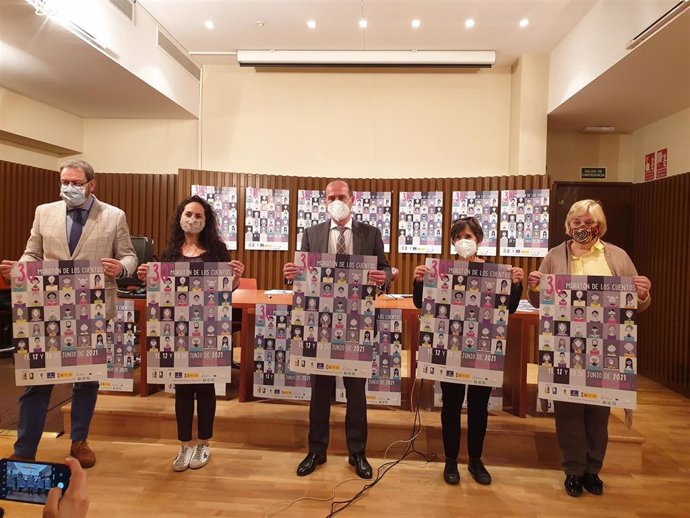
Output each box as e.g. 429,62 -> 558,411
553,401 -> 610,476
175,383 -> 216,442
440,382 -> 492,461
308,374 -> 367,456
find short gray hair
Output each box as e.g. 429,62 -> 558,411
59,160 -> 95,182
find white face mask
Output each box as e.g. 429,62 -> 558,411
328,199 -> 351,223
180,216 -> 205,234
454,239 -> 477,259
60,184 -> 88,208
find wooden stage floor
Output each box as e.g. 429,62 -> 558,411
2,376 -> 689,517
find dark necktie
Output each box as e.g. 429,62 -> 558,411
68,209 -> 84,255
336,226 -> 347,254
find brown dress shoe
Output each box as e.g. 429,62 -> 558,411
70,440 -> 96,468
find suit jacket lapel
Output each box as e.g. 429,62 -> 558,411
73,198 -> 102,258
56,202 -> 71,258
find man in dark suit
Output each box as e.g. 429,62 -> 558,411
283,180 -> 391,479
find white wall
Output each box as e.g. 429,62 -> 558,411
632,107 -> 690,182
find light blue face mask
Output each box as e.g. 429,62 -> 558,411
60,183 -> 88,207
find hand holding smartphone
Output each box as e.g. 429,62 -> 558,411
0,458 -> 70,505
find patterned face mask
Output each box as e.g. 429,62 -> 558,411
180,216 -> 205,234
571,224 -> 599,244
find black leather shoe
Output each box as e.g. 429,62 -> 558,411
564,474 -> 583,497
296,452 -> 326,477
582,473 -> 604,495
348,453 -> 373,479
443,460 -> 460,485
468,458 -> 492,485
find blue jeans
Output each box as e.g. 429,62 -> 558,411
14,382 -> 99,458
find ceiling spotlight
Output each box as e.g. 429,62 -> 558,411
411,19 -> 421,29
359,18 -> 368,29
465,18 -> 475,29
519,18 -> 529,28
307,19 -> 316,29
256,20 -> 266,27
204,20 -> 214,30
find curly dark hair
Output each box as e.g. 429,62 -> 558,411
162,195 -> 229,262
450,216 -> 484,243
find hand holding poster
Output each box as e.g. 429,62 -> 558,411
416,258 -> 512,387
12,260 -> 107,385
146,262 -> 234,384
288,252 -> 378,378
253,304 -> 311,400
537,274 -> 638,409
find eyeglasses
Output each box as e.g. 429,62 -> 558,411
60,180 -> 90,187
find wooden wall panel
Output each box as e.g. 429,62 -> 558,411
632,172 -> 690,397
178,169 -> 549,295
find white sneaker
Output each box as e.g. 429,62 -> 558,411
190,443 -> 210,469
172,445 -> 193,472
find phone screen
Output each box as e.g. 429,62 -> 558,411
0,459 -> 71,505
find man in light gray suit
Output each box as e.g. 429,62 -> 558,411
1,159 -> 137,468
283,179 -> 391,479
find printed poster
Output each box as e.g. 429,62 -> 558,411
100,300 -> 136,392
146,262 -> 234,384
416,259 -> 512,387
191,185 -> 238,250
296,190 -> 327,250
537,274 -> 638,409
353,191 -> 393,253
644,152 -> 656,181
450,190 -> 499,256
253,304 -> 311,400
12,260 -> 107,385
245,188 -> 290,251
656,148 -> 668,179
336,308 -> 403,406
398,191 -> 444,254
499,189 -> 549,257
289,252 -> 378,378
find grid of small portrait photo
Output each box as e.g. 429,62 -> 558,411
101,300 -> 136,392
296,190 -> 328,250
191,185 -> 239,250
352,191 -> 393,253
398,191 -> 444,254
289,252 -> 378,378
146,262 -> 234,384
538,274 -> 638,409
253,304 -> 311,401
416,259 -> 513,387
450,190 -> 499,256
499,189 -> 550,257
244,188 -> 290,251
12,260 -> 108,385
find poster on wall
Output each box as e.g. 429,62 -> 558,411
12,260 -> 107,386
353,191 -> 393,253
416,259 -> 513,387
644,152 -> 656,181
288,252 -> 378,378
336,308 -> 403,406
499,189 -> 549,257
244,188 -> 290,251
146,262 -> 234,384
537,274 -> 638,410
253,304 -> 311,400
398,191 -> 444,254
433,381 -> 504,411
100,300 -> 136,392
191,185 -> 239,250
656,148 -> 668,179
296,190 -> 327,250
449,191 -> 499,256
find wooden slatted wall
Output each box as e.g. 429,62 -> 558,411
178,169 -> 550,294
632,172 -> 690,397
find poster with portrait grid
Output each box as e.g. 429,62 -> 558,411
416,259 -> 512,387
398,191 -> 444,254
499,189 -> 550,257
12,260 -> 107,386
296,190 -> 328,250
537,274 -> 638,409
191,185 -> 238,250
336,308 -> 403,406
244,188 -> 290,251
146,262 -> 234,384
433,382 -> 504,411
253,304 -> 311,400
100,300 -> 136,392
353,191 -> 393,253
289,252 -> 378,378
450,191 -> 499,256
